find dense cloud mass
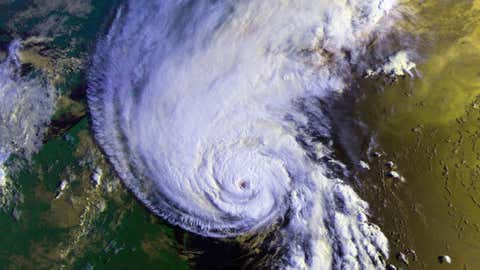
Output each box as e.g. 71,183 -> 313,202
88,1 -> 398,269
0,40 -> 56,160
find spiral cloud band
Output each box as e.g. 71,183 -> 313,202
89,1 -> 397,269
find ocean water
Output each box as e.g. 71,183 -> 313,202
352,1 -> 480,269
87,1 -> 413,269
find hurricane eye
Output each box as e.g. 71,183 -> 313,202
238,179 -> 250,190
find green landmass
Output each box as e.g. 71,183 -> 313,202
0,1 -> 192,269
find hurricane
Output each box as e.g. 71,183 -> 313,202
88,1 -> 402,269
